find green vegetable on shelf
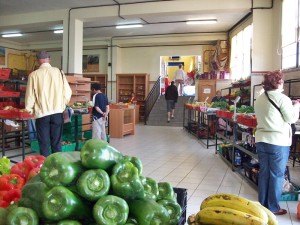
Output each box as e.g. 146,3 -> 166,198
110,161 -> 144,200
42,186 -> 91,221
76,169 -> 110,201
40,152 -> 85,188
18,174 -> 50,220
0,207 -> 8,225
128,198 -> 170,225
80,139 -> 123,171
157,182 -> 176,201
157,199 -> 182,225
140,176 -> 159,201
93,195 -> 129,225
57,220 -> 82,225
211,101 -> 228,110
122,155 -> 143,175
0,156 -> 11,176
125,217 -> 139,225
6,206 -> 39,225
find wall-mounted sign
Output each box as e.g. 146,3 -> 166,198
203,88 -> 211,94
0,48 -> 5,65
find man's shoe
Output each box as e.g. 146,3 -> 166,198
171,116 -> 174,119
167,120 -> 170,123
273,208 -> 287,215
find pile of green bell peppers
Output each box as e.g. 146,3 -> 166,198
8,139 -> 183,225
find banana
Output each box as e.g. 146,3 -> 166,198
200,193 -> 268,223
252,201 -> 278,225
196,206 -> 266,225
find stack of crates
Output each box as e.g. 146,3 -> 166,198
62,114 -> 82,142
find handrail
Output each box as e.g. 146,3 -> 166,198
144,76 -> 161,124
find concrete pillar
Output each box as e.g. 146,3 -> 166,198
68,19 -> 83,74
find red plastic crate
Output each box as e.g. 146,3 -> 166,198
0,68 -> 11,80
11,110 -> 33,119
0,91 -> 20,97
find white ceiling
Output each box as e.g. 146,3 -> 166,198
0,0 -> 253,45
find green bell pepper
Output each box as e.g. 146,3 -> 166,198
157,182 -> 175,201
93,195 -> 129,225
42,186 -> 91,221
125,217 -> 138,225
6,206 -> 39,225
18,174 -> 50,220
140,176 -> 159,201
110,161 -> 144,200
123,155 -> 143,175
0,207 -> 8,225
57,220 -> 82,225
76,169 -> 110,201
80,139 -> 123,171
157,199 -> 182,225
40,152 -> 85,188
128,199 -> 170,225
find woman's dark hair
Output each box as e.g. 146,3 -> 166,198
262,70 -> 284,91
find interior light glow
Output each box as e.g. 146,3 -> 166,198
116,24 -> 143,29
2,33 -> 23,38
54,30 -> 63,34
186,19 -> 217,25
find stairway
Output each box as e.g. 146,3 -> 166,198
146,96 -> 193,127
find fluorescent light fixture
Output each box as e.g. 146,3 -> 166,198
116,24 -> 143,29
54,30 -> 63,34
2,33 -> 23,38
186,19 -> 217,25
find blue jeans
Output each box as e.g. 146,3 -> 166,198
256,142 -> 289,212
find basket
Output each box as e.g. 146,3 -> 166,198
173,187 -> 187,225
280,183 -> 300,201
0,68 -> 11,80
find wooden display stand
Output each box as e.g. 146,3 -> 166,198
116,73 -> 149,122
66,75 -> 91,131
109,108 -> 135,138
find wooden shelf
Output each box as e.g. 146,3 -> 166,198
109,108 -> 135,138
116,73 -> 149,122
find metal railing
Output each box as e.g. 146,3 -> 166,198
144,76 -> 161,124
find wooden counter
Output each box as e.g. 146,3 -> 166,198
109,108 -> 135,138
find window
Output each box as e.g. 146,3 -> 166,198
282,0 -> 299,69
230,24 -> 252,80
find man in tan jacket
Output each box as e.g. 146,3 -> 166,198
25,51 -> 72,156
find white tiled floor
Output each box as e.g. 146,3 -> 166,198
110,124 -> 300,225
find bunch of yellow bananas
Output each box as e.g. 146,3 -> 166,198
187,193 -> 278,225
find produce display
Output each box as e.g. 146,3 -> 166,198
0,139 -> 183,225
187,193 -> 278,225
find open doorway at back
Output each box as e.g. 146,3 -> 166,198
160,55 -> 201,96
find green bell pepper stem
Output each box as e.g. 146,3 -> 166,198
128,199 -> 170,225
140,176 -> 159,201
93,195 -> 129,225
157,199 -> 182,225
42,186 -> 91,221
125,217 -> 138,225
6,207 -> 39,225
80,139 -> 123,171
57,220 -> 82,225
40,152 -> 85,188
110,161 -> 144,200
157,182 -> 175,201
77,169 -> 110,201
123,155 -> 143,175
18,174 -> 50,220
0,207 -> 8,225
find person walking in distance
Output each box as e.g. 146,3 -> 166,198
165,81 -> 178,123
25,51 -> 72,157
91,83 -> 109,141
174,64 -> 186,96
